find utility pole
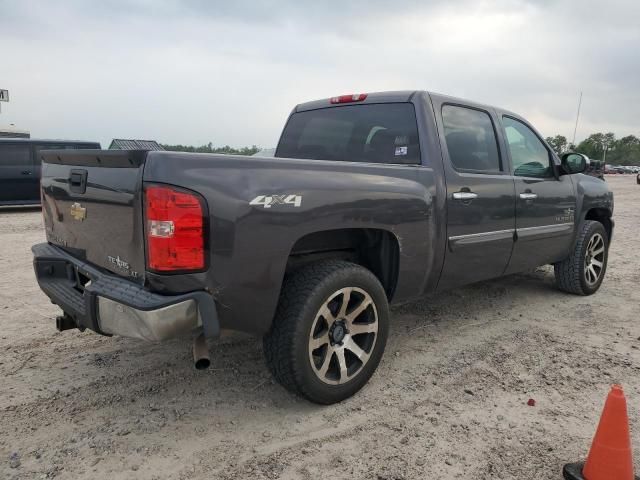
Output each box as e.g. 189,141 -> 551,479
571,91 -> 582,147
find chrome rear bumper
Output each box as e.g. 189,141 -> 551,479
32,243 -> 219,342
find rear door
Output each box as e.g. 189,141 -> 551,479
0,142 -> 35,203
499,115 -> 576,273
433,101 -> 516,290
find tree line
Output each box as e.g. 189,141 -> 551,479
162,142 -> 260,156
545,133 -> 640,166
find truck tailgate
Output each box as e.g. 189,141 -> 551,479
40,150 -> 147,283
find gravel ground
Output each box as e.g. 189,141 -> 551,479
1,175 -> 639,480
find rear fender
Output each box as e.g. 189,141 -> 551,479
143,152 -> 439,335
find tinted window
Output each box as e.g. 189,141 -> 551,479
277,103 -> 421,164
442,105 -> 501,172
0,144 -> 31,167
502,117 -> 552,178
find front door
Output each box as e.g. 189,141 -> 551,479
0,143 -> 35,204
499,116 -> 576,273
435,103 -> 516,291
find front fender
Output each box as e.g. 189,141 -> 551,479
574,174 -> 614,221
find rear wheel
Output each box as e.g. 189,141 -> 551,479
554,220 -> 609,295
263,261 -> 389,404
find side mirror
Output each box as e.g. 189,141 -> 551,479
561,153 -> 588,175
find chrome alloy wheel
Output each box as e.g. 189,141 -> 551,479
308,287 -> 378,385
584,233 -> 605,286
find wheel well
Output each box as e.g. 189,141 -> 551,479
585,208 -> 612,240
286,229 -> 400,300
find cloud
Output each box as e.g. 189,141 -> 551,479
1,0 -> 638,147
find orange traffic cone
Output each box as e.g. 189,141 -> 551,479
563,384 -> 638,480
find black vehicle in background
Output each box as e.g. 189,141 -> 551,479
0,138 -> 100,205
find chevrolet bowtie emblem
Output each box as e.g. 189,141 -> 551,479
70,202 -> 87,221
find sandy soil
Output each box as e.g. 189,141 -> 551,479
1,175 -> 639,480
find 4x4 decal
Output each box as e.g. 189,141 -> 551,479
250,194 -> 302,209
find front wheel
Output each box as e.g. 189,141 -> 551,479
263,261 -> 389,404
554,220 -> 609,295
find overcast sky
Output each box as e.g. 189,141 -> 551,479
1,0 -> 638,148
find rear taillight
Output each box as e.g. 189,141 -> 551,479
330,93 -> 368,104
144,185 -> 205,272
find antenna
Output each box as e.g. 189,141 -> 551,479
571,91 -> 582,146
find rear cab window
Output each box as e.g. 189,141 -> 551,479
276,103 -> 421,165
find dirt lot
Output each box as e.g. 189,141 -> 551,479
1,175 -> 639,480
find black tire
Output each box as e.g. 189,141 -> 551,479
554,220 -> 609,295
263,261 -> 389,404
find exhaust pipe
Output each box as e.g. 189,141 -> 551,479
56,314 -> 77,332
192,333 -> 211,370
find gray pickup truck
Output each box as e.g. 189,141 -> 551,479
32,91 -> 614,404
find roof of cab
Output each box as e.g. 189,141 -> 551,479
428,91 -> 522,119
294,90 -> 523,120
295,90 -> 419,112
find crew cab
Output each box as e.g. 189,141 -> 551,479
32,91 -> 614,404
0,138 -> 100,205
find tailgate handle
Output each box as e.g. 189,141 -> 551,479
69,169 -> 88,194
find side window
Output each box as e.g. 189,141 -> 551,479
502,117 -> 553,178
0,144 -> 31,167
442,105 -> 501,173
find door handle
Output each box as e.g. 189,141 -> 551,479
21,171 -> 33,175
519,192 -> 537,200
453,191 -> 478,201
69,169 -> 88,194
